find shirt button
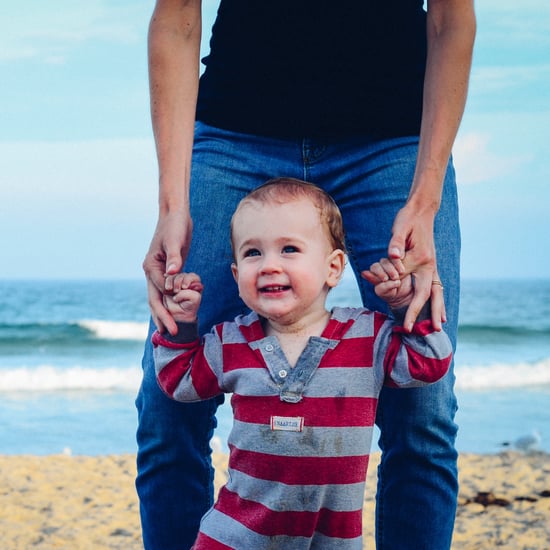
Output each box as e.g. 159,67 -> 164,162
278,369 -> 288,379
265,344 -> 274,352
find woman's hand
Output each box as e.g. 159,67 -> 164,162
387,204 -> 446,332
143,210 -> 192,335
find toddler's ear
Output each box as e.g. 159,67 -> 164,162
231,263 -> 239,284
326,249 -> 346,288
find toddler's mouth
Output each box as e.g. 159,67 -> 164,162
260,285 -> 290,293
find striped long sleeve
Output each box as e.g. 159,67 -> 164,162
152,307 -> 452,548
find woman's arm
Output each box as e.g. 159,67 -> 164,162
143,0 -> 203,335
386,0 -> 476,331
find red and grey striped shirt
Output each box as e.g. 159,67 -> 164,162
153,306 -> 452,549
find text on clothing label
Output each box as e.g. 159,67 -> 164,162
270,416 -> 304,432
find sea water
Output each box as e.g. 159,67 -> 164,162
0,276 -> 548,455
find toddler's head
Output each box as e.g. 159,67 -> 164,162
230,178 -> 346,257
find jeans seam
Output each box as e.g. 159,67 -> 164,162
375,405 -> 386,547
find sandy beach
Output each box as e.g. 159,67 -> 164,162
1,451 -> 549,549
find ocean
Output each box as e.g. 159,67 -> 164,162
0,277 -> 549,456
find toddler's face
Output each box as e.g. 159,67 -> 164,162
231,198 -> 343,326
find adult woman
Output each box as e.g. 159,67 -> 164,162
137,1 -> 476,548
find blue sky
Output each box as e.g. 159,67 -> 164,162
1,1 -> 549,280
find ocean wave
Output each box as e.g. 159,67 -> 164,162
1,359 -> 549,394
458,324 -> 550,342
0,366 -> 142,392
455,358 -> 550,390
0,320 -> 149,344
78,320 -> 149,341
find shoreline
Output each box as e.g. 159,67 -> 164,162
0,452 -> 549,549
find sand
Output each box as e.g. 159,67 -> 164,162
1,451 -> 549,549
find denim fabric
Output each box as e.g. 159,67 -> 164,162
136,121 -> 460,549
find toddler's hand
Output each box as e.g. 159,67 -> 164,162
361,258 -> 414,310
162,272 -> 203,323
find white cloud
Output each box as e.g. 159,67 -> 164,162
0,1 -> 148,63
0,138 -> 159,279
453,132 -> 530,186
0,139 -> 157,215
1,0 -> 220,64
470,64 -> 550,96
477,0 -> 550,44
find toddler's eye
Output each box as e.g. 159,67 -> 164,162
282,245 -> 299,254
243,248 -> 261,258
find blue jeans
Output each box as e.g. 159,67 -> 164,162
136,122 -> 460,549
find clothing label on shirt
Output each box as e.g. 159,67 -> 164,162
270,416 -> 304,432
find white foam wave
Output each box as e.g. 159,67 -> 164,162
79,320 -> 149,341
0,366 -> 142,392
1,360 -> 548,393
455,358 -> 550,390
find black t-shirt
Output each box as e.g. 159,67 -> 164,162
197,0 -> 427,139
